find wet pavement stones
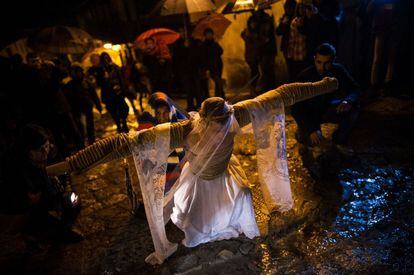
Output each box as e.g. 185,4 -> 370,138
1,96 -> 414,274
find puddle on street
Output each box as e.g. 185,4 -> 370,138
264,166 -> 414,273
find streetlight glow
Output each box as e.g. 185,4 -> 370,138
103,43 -> 112,49
112,44 -> 121,51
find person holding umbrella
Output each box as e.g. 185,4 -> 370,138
250,10 -> 277,92
142,36 -> 174,94
242,15 -> 267,96
171,34 -> 204,111
200,28 -> 225,99
134,28 -> 182,95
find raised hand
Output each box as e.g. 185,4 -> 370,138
322,77 -> 339,91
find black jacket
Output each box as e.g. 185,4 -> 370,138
99,64 -> 126,104
200,40 -> 223,73
291,63 -> 360,134
172,38 -> 202,75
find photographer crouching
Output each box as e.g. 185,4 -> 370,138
1,124 -> 83,244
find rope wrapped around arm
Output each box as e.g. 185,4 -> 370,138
169,119 -> 192,149
65,120 -> 193,174
256,78 -> 338,107
233,78 -> 338,127
66,133 -> 131,173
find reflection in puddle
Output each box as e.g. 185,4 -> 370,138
259,242 -> 273,274
335,167 -> 411,238
266,166 -> 414,273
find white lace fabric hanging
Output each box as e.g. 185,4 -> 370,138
128,123 -> 177,265
245,98 -> 293,212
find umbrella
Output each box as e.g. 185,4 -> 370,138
192,14 -> 232,40
150,0 -> 217,32
160,0 -> 216,16
218,0 -> 256,14
0,38 -> 32,59
27,26 -> 93,54
133,28 -> 180,49
81,48 -> 122,68
218,0 -> 279,14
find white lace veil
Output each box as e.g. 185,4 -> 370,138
163,97 -> 241,205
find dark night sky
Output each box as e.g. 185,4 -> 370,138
0,0 -> 159,47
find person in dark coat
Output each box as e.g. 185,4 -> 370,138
297,1 -> 338,61
1,124 -> 82,243
276,0 -> 298,81
100,52 -> 129,133
291,44 -> 360,147
129,59 -> 151,111
252,10 -> 278,92
242,15 -> 266,96
200,28 -> 225,99
242,10 -> 278,94
142,37 -> 173,94
64,65 -> 102,145
86,53 -> 103,86
172,37 -> 204,111
367,0 -> 402,93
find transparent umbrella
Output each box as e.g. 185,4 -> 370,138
217,0 -> 256,14
217,0 -> 280,14
160,0 -> 216,18
152,0 -> 217,38
27,26 -> 93,54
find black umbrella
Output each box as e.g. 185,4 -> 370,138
28,26 -> 93,54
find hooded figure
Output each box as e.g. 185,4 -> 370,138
46,77 -> 338,264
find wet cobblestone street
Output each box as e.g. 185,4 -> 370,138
2,96 -> 414,274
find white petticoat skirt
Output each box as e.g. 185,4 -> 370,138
170,162 -> 260,247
